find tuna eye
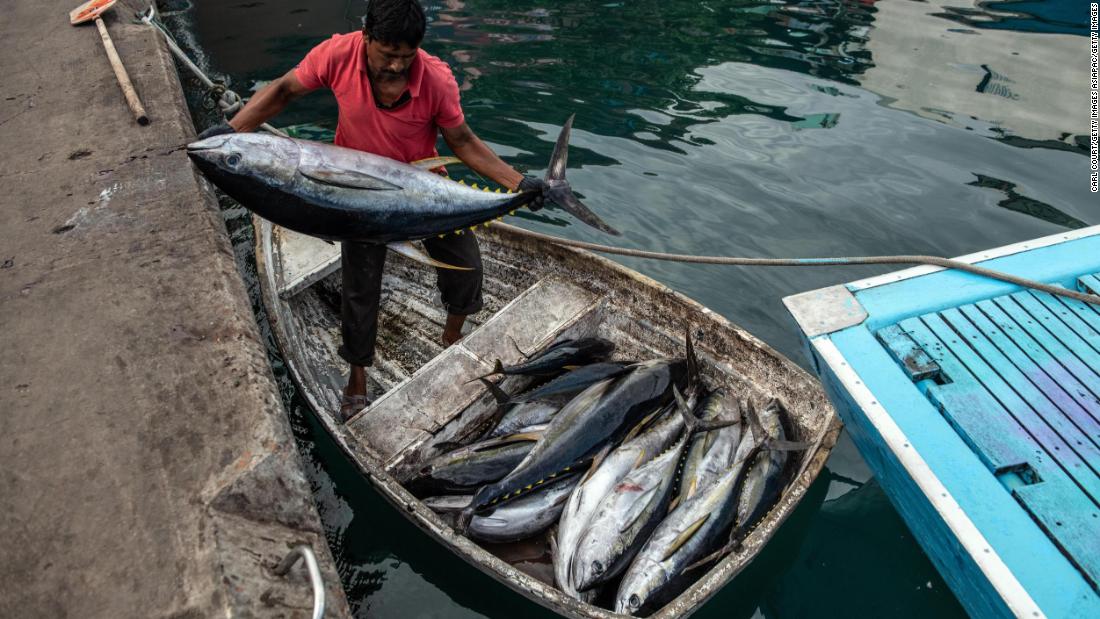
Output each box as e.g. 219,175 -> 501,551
225,153 -> 242,167
628,594 -> 641,609
592,560 -> 603,575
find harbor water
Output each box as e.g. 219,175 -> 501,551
163,0 -> 1096,616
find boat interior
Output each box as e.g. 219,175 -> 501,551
260,222 -> 838,611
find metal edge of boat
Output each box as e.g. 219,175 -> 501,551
782,225 -> 1100,619
255,216 -> 843,618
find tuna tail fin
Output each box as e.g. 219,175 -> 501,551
466,359 -> 506,384
675,386 -> 737,436
543,114 -> 621,236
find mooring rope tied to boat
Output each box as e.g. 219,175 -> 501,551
140,8 -> 1097,308
493,223 -> 1100,306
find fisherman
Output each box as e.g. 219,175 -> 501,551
199,0 -> 547,420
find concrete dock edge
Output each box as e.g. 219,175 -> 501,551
0,3 -> 350,617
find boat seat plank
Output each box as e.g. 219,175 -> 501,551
274,227 -> 342,298
896,317 -> 1036,474
898,316 -> 1100,503
985,297 -> 1100,426
876,323 -> 942,382
928,310 -> 1100,502
347,346 -> 490,463
964,302 -> 1100,433
1079,273 -> 1100,296
349,275 -> 602,467
1054,293 -> 1100,345
1016,291 -> 1100,377
1013,478 -> 1100,591
461,276 -> 602,367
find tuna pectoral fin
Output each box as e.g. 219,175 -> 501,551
410,156 -> 463,171
387,241 -> 473,270
662,514 -> 711,561
621,486 -> 661,533
477,377 -> 511,405
299,162 -> 402,190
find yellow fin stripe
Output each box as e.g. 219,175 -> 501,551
662,513 -> 711,561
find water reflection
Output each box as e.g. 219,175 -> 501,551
858,0 -> 1089,149
169,0 -> 1100,616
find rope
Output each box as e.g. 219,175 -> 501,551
492,223 -> 1100,306
137,7 -> 286,137
132,3 -> 1098,307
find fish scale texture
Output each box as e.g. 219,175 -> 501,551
0,5 -> 347,618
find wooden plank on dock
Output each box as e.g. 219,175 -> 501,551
1013,478 -> 1100,591
876,324 -> 942,382
1016,291 -> 1100,375
896,317 -> 1036,474
934,308 -> 1100,502
988,296 -> 1100,427
968,300 -> 1100,433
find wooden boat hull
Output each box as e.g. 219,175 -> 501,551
784,226 -> 1100,619
256,217 -> 840,618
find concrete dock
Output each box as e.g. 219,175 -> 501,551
0,3 -> 349,617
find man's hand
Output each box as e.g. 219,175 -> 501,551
197,121 -> 236,140
518,175 -> 549,211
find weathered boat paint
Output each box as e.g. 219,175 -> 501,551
256,218 -> 841,619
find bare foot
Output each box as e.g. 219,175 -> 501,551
442,313 -> 467,347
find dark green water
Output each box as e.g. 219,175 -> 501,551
164,0 -> 1096,616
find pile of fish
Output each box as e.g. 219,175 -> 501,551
407,333 -> 805,615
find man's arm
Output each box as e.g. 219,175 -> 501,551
228,70 -> 313,132
441,123 -> 525,191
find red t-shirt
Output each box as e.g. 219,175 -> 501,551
294,33 -> 465,163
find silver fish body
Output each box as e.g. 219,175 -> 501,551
554,409 -> 684,599
186,115 -> 619,242
187,134 -> 529,243
486,401 -> 561,440
615,452 -> 752,615
735,401 -> 789,530
470,358 -> 689,513
569,397 -> 697,594
467,475 -> 582,543
680,390 -> 743,502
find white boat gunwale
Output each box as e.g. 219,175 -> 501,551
784,225 -> 1100,619
257,217 -> 842,618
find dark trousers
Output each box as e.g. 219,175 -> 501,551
338,234 -> 484,367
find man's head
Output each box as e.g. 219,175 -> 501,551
362,0 -> 426,83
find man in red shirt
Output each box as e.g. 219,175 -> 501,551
203,0 -> 546,420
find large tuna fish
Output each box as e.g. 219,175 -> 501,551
615,399 -> 798,615
406,432 -> 542,496
554,404 -> 684,600
186,115 -> 618,253
570,389 -> 732,592
476,338 -> 616,380
509,361 -> 633,405
678,390 -> 743,501
465,357 -> 690,517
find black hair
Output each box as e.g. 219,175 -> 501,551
362,0 -> 426,48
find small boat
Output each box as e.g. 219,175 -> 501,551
256,217 -> 840,617
784,225 -> 1100,618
